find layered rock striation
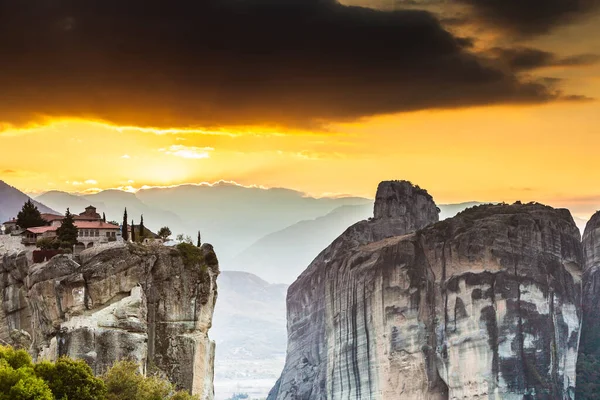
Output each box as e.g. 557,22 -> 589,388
576,211 -> 600,397
0,241 -> 219,399
269,181 -> 583,400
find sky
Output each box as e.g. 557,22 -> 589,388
0,0 -> 599,218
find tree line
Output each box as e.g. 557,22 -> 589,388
0,344 -> 198,400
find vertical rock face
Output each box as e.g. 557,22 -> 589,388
269,182 -> 583,400
576,211 -> 600,397
0,242 -> 219,399
373,181 -> 439,225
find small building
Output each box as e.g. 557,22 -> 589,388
22,206 -> 120,248
41,213 -> 66,227
74,221 -> 121,249
78,206 -> 102,221
21,226 -> 58,245
1,218 -> 18,233
42,208 -> 102,227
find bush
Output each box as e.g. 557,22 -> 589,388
0,346 -> 33,370
103,360 -> 199,400
34,357 -> 106,400
176,242 -> 204,268
36,237 -> 56,250
0,345 -> 199,400
0,346 -> 53,400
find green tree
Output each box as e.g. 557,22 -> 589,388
56,208 -> 78,247
0,346 -> 32,370
0,345 -> 199,400
103,212 -> 106,222
103,360 -> 194,400
131,219 -> 136,243
158,227 -> 172,240
16,200 -> 46,229
122,208 -> 128,241
0,345 -> 53,400
36,237 -> 56,250
197,231 -> 201,247
34,357 -> 107,400
139,215 -> 146,241
0,365 -> 53,400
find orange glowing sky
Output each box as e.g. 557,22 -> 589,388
2,99 -> 600,218
1,1 -> 600,218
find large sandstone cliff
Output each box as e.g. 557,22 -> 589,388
0,241 -> 219,399
269,181 -> 583,400
576,211 -> 600,397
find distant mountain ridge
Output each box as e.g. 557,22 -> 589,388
0,181 -> 57,223
35,183 -> 373,264
230,201 -> 489,283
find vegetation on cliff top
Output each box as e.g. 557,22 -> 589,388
16,199 -> 46,229
0,345 -> 199,400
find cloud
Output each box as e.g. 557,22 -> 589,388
121,154 -> 131,159
84,179 -> 98,184
1,169 -> 16,174
0,0 -> 581,130
489,47 -> 600,71
159,145 -> 213,159
456,0 -> 600,36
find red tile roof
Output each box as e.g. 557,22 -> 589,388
2,218 -> 17,224
74,215 -> 101,220
74,221 -> 120,229
25,226 -> 58,234
24,221 -> 119,234
42,213 -> 102,222
41,213 -> 64,222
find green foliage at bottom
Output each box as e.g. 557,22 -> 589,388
35,358 -> 106,400
0,345 -> 199,400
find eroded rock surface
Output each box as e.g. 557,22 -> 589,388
269,182 -> 583,400
0,241 -> 219,399
576,211 -> 600,398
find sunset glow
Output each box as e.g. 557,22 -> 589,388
1,98 -> 599,219
1,0 -> 600,219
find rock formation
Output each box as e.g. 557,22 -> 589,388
269,181 -> 583,400
576,211 -> 600,397
0,241 -> 219,399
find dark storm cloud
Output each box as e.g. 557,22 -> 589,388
490,47 -> 600,71
0,0 -> 583,129
458,0 -> 600,36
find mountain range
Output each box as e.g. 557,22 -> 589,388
0,181 -> 57,223
34,183 -> 372,267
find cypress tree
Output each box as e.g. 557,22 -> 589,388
102,212 -> 106,223
139,215 -> 145,241
131,219 -> 136,242
197,231 -> 201,247
56,208 -> 78,248
121,208 -> 128,241
17,199 -> 47,229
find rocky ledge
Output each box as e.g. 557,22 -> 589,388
269,181 -> 583,400
0,241 -> 219,399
